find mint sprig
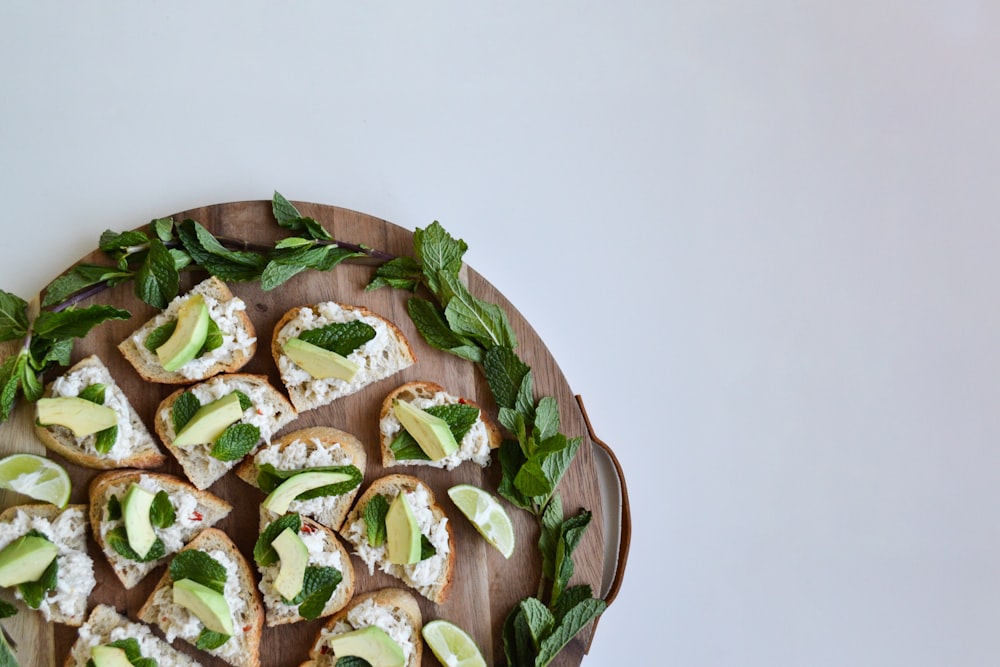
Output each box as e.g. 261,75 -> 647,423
367,220 -> 605,667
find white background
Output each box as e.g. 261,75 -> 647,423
3,2 -> 1000,665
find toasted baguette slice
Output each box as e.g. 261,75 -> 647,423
256,514 -> 356,627
118,276 -> 256,384
65,603 -> 203,666
271,302 -> 415,413
137,527 -> 263,667
0,504 -> 94,626
35,355 -> 165,469
339,474 -> 455,604
307,588 -> 423,667
380,381 -> 502,470
89,469 -> 233,588
155,374 -> 298,489
235,426 -> 366,531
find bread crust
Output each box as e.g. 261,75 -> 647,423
379,380 -> 502,468
35,355 -> 166,470
63,604 -> 203,667
154,373 -> 298,490
117,276 -> 256,384
257,515 -> 356,627
308,587 -> 423,667
340,474 -> 455,604
234,426 -> 367,532
137,527 -> 263,667
88,469 -> 233,588
270,302 -> 416,413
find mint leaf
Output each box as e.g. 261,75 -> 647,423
177,219 -> 267,282
99,229 -> 148,254
29,337 -> 73,370
169,550 -> 227,593
406,297 -> 482,363
255,464 -> 362,498
0,625 -> 17,667
0,291 -> 27,342
18,358 -> 42,403
297,320 -> 376,356
152,217 -> 175,242
391,402 -> 481,460
254,513 -> 302,566
0,356 -> 20,421
106,638 -> 143,661
502,603 -> 538,667
272,191 -> 332,241
519,596 -> 555,645
497,439 -> 532,511
366,256 -> 423,292
150,490 -> 175,529
77,383 -> 106,404
202,317 -> 223,354
413,221 -> 467,297
420,535 -> 436,561
535,597 -> 606,666
43,264 -> 132,307
441,272 -> 517,350
483,345 -> 530,411
106,527 -> 166,563
534,397 -> 560,442
335,657 -> 372,667
0,601 -> 16,619
260,261 -> 308,291
363,495 -> 389,547
107,494 -> 122,520
195,628 -> 230,650
288,565 -> 342,620
135,237 -> 179,309
388,433 -> 430,461
551,509 -> 592,605
18,557 -> 58,609
234,390 -> 252,411
513,435 -> 581,500
94,425 -> 118,454
32,305 -> 130,340
172,391 -> 201,433
209,423 -> 260,461
538,495 -> 564,582
550,584 -> 594,624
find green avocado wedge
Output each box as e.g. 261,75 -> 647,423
330,626 -> 405,667
156,293 -> 211,372
36,397 -> 118,438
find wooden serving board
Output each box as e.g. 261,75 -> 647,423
0,201 -> 612,667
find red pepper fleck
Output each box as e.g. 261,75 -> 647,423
458,397 -> 470,405
190,511 -> 203,521
256,408 -> 264,415
243,624 -> 252,632
301,524 -> 315,534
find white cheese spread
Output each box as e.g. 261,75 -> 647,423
258,523 -> 344,616
319,597 -> 416,665
380,390 -> 492,469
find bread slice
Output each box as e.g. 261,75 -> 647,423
379,381 -> 502,470
155,374 -> 298,489
89,469 -> 233,589
255,514 -> 356,627
64,603 -> 203,666
306,588 -> 423,667
235,426 -> 366,531
339,474 -> 455,604
0,504 -> 94,626
137,527 -> 263,667
118,276 -> 256,384
35,355 -> 165,470
271,302 -> 415,413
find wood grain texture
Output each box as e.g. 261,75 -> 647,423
0,201 -> 608,667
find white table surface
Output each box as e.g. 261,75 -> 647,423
4,2 -> 1000,665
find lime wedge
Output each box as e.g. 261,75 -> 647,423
0,454 -> 72,508
422,619 -> 487,667
447,484 -> 515,559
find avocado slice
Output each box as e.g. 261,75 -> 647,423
282,337 -> 359,382
173,578 -> 234,635
156,293 -> 211,372
392,399 -> 459,461
261,470 -> 357,515
0,534 -> 59,587
385,493 -> 422,565
36,396 -> 118,438
271,527 -> 309,600
173,392 -> 244,448
122,483 -> 157,558
330,626 -> 405,667
90,645 -> 134,667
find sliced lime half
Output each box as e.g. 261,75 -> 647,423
447,484 -> 515,559
422,619 -> 487,667
0,453 -> 71,508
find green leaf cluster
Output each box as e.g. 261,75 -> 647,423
255,464 -> 362,499
106,527 -> 166,563
503,586 -> 606,667
169,549 -> 228,594
85,638 -> 158,667
17,531 -> 58,609
253,513 -> 302,567
389,402 -> 480,461
143,317 -> 223,357
297,320 -> 376,356
104,488 -> 174,563
172,391 -> 261,462
363,496 -> 389,547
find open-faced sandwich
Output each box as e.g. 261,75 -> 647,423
253,512 -> 355,627
0,504 -> 94,626
138,527 -> 263,667
34,355 -> 165,470
339,474 -> 454,604
89,470 -> 233,589
379,381 -> 502,470
118,276 -> 256,384
301,588 -> 423,667
65,603 -> 203,667
154,373 -> 297,489
235,426 -> 365,532
271,302 -> 415,413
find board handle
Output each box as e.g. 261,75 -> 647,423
576,395 -> 631,607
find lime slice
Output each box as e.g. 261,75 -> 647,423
422,619 -> 487,667
0,454 -> 71,508
447,484 -> 515,559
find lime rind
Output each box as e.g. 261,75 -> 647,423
0,454 -> 71,508
422,619 -> 487,667
447,484 -> 515,559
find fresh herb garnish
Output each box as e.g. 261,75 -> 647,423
368,221 -> 606,666
17,533 -> 58,609
106,527 -> 166,563
0,600 -> 17,667
254,514 -> 302,567
85,638 -> 158,667
296,320 -> 376,357
144,316 -> 223,356
363,495 -> 389,548
195,629 -> 230,650
209,422 -> 261,461
171,391 -> 201,434
76,381 -> 119,453
286,565 -> 342,620
335,658 -> 373,667
389,402 -> 480,461
150,490 -> 176,529
169,550 -> 227,594
107,494 -> 122,520
256,464 -> 363,498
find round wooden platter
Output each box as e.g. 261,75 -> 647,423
0,200 -> 623,667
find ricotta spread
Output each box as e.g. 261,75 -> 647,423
380,390 -> 492,469
254,437 -> 356,524
258,524 -> 344,616
70,605 -> 200,666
